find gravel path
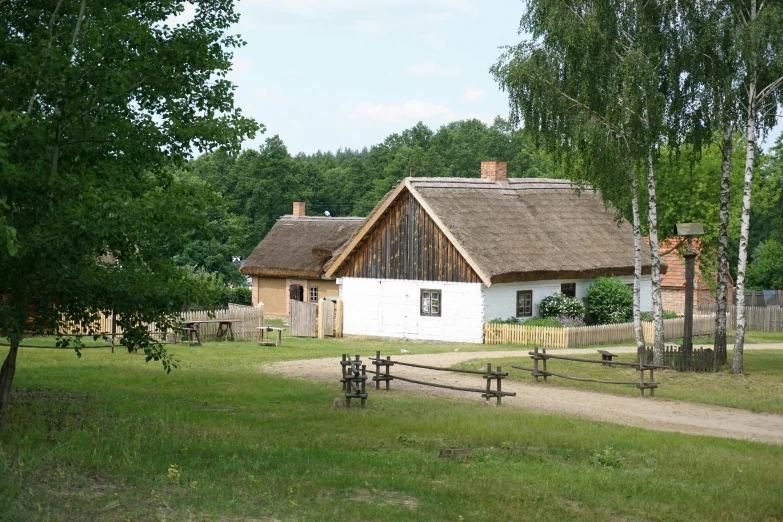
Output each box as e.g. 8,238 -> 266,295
265,344 -> 783,445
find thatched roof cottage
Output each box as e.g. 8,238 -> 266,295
324,161 -> 655,343
240,202 -> 363,317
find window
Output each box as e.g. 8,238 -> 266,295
420,289 -> 441,317
516,290 -> 533,317
309,286 -> 318,302
561,283 -> 576,298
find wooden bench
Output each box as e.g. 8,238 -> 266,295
257,326 -> 286,347
597,349 -> 618,366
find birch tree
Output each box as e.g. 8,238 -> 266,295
729,0 -> 783,373
493,0 -> 679,360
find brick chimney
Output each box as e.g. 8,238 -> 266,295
292,201 -> 306,218
481,161 -> 507,183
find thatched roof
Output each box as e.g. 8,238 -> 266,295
240,216 -> 365,279
326,177 -> 657,285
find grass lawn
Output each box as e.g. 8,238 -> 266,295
456,349 -> 783,415
1,336 -> 783,521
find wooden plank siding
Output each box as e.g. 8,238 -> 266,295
336,189 -> 481,283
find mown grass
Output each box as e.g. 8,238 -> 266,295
1,336 -> 783,520
457,349 -> 783,414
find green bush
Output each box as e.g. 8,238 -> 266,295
521,317 -> 562,328
219,285 -> 252,306
640,310 -> 679,321
586,277 -> 633,325
489,317 -> 521,324
538,292 -> 585,319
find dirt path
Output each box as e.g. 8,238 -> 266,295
266,344 -> 783,445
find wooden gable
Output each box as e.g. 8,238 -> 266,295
335,189 -> 481,283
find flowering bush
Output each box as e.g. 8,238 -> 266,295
538,292 -> 585,319
558,316 -> 586,328
586,277 -> 634,325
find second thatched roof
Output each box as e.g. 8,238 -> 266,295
240,216 -> 364,279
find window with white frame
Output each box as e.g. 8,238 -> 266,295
309,286 -> 318,302
420,289 -> 441,316
516,290 -> 533,317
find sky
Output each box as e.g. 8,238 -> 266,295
183,0 -> 782,156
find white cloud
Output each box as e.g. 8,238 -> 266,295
405,61 -> 461,77
347,100 -> 459,125
462,86 -> 485,102
421,32 -> 449,50
255,88 -> 295,107
350,20 -> 387,34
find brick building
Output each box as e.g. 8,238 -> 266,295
658,237 -> 734,315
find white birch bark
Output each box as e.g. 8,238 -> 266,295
646,151 -> 665,366
630,167 -> 645,358
714,128 -> 732,364
732,82 -> 756,374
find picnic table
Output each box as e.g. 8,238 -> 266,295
257,326 -> 286,347
183,319 -> 243,345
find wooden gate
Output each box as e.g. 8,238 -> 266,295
318,299 -> 336,338
289,299 -> 317,337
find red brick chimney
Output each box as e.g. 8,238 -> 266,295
292,201 -> 306,218
481,161 -> 507,183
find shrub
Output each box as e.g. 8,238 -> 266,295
522,317 -> 562,328
538,292 -> 585,319
586,277 -> 633,325
489,317 -> 521,324
558,316 -> 586,328
640,310 -> 679,321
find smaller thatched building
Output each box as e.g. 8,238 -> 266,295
324,162 -> 656,343
239,202 -> 364,317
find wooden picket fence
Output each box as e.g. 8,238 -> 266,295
65,305 -> 264,341
698,305 -> 783,332
645,344 -> 721,372
484,314 -> 716,348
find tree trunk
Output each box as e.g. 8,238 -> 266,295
0,337 -> 20,426
631,167 -> 646,359
732,81 -> 757,375
646,151 -> 665,365
714,128 -> 732,365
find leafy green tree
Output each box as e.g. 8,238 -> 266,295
746,240 -> 783,290
0,0 -> 258,419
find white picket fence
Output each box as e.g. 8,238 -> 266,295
68,305 -> 264,341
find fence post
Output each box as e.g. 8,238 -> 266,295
533,346 -> 539,382
638,354 -> 645,397
542,348 -> 547,381
485,363 -> 491,402
385,356 -> 391,390
335,299 -> 344,337
317,299 -> 325,339
375,350 -> 380,390
496,366 -> 502,405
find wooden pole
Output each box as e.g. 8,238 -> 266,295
496,366 -> 502,405
385,355 -> 390,390
335,298 -> 344,337
375,350 -> 381,390
485,363 -> 491,402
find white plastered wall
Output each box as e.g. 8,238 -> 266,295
482,275 -> 652,322
339,277 -> 485,344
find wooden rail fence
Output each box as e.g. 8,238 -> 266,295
366,350 -> 516,404
485,314 -> 716,348
340,354 -> 368,408
513,347 -> 665,397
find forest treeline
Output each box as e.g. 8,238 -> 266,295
171,118 -> 783,290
